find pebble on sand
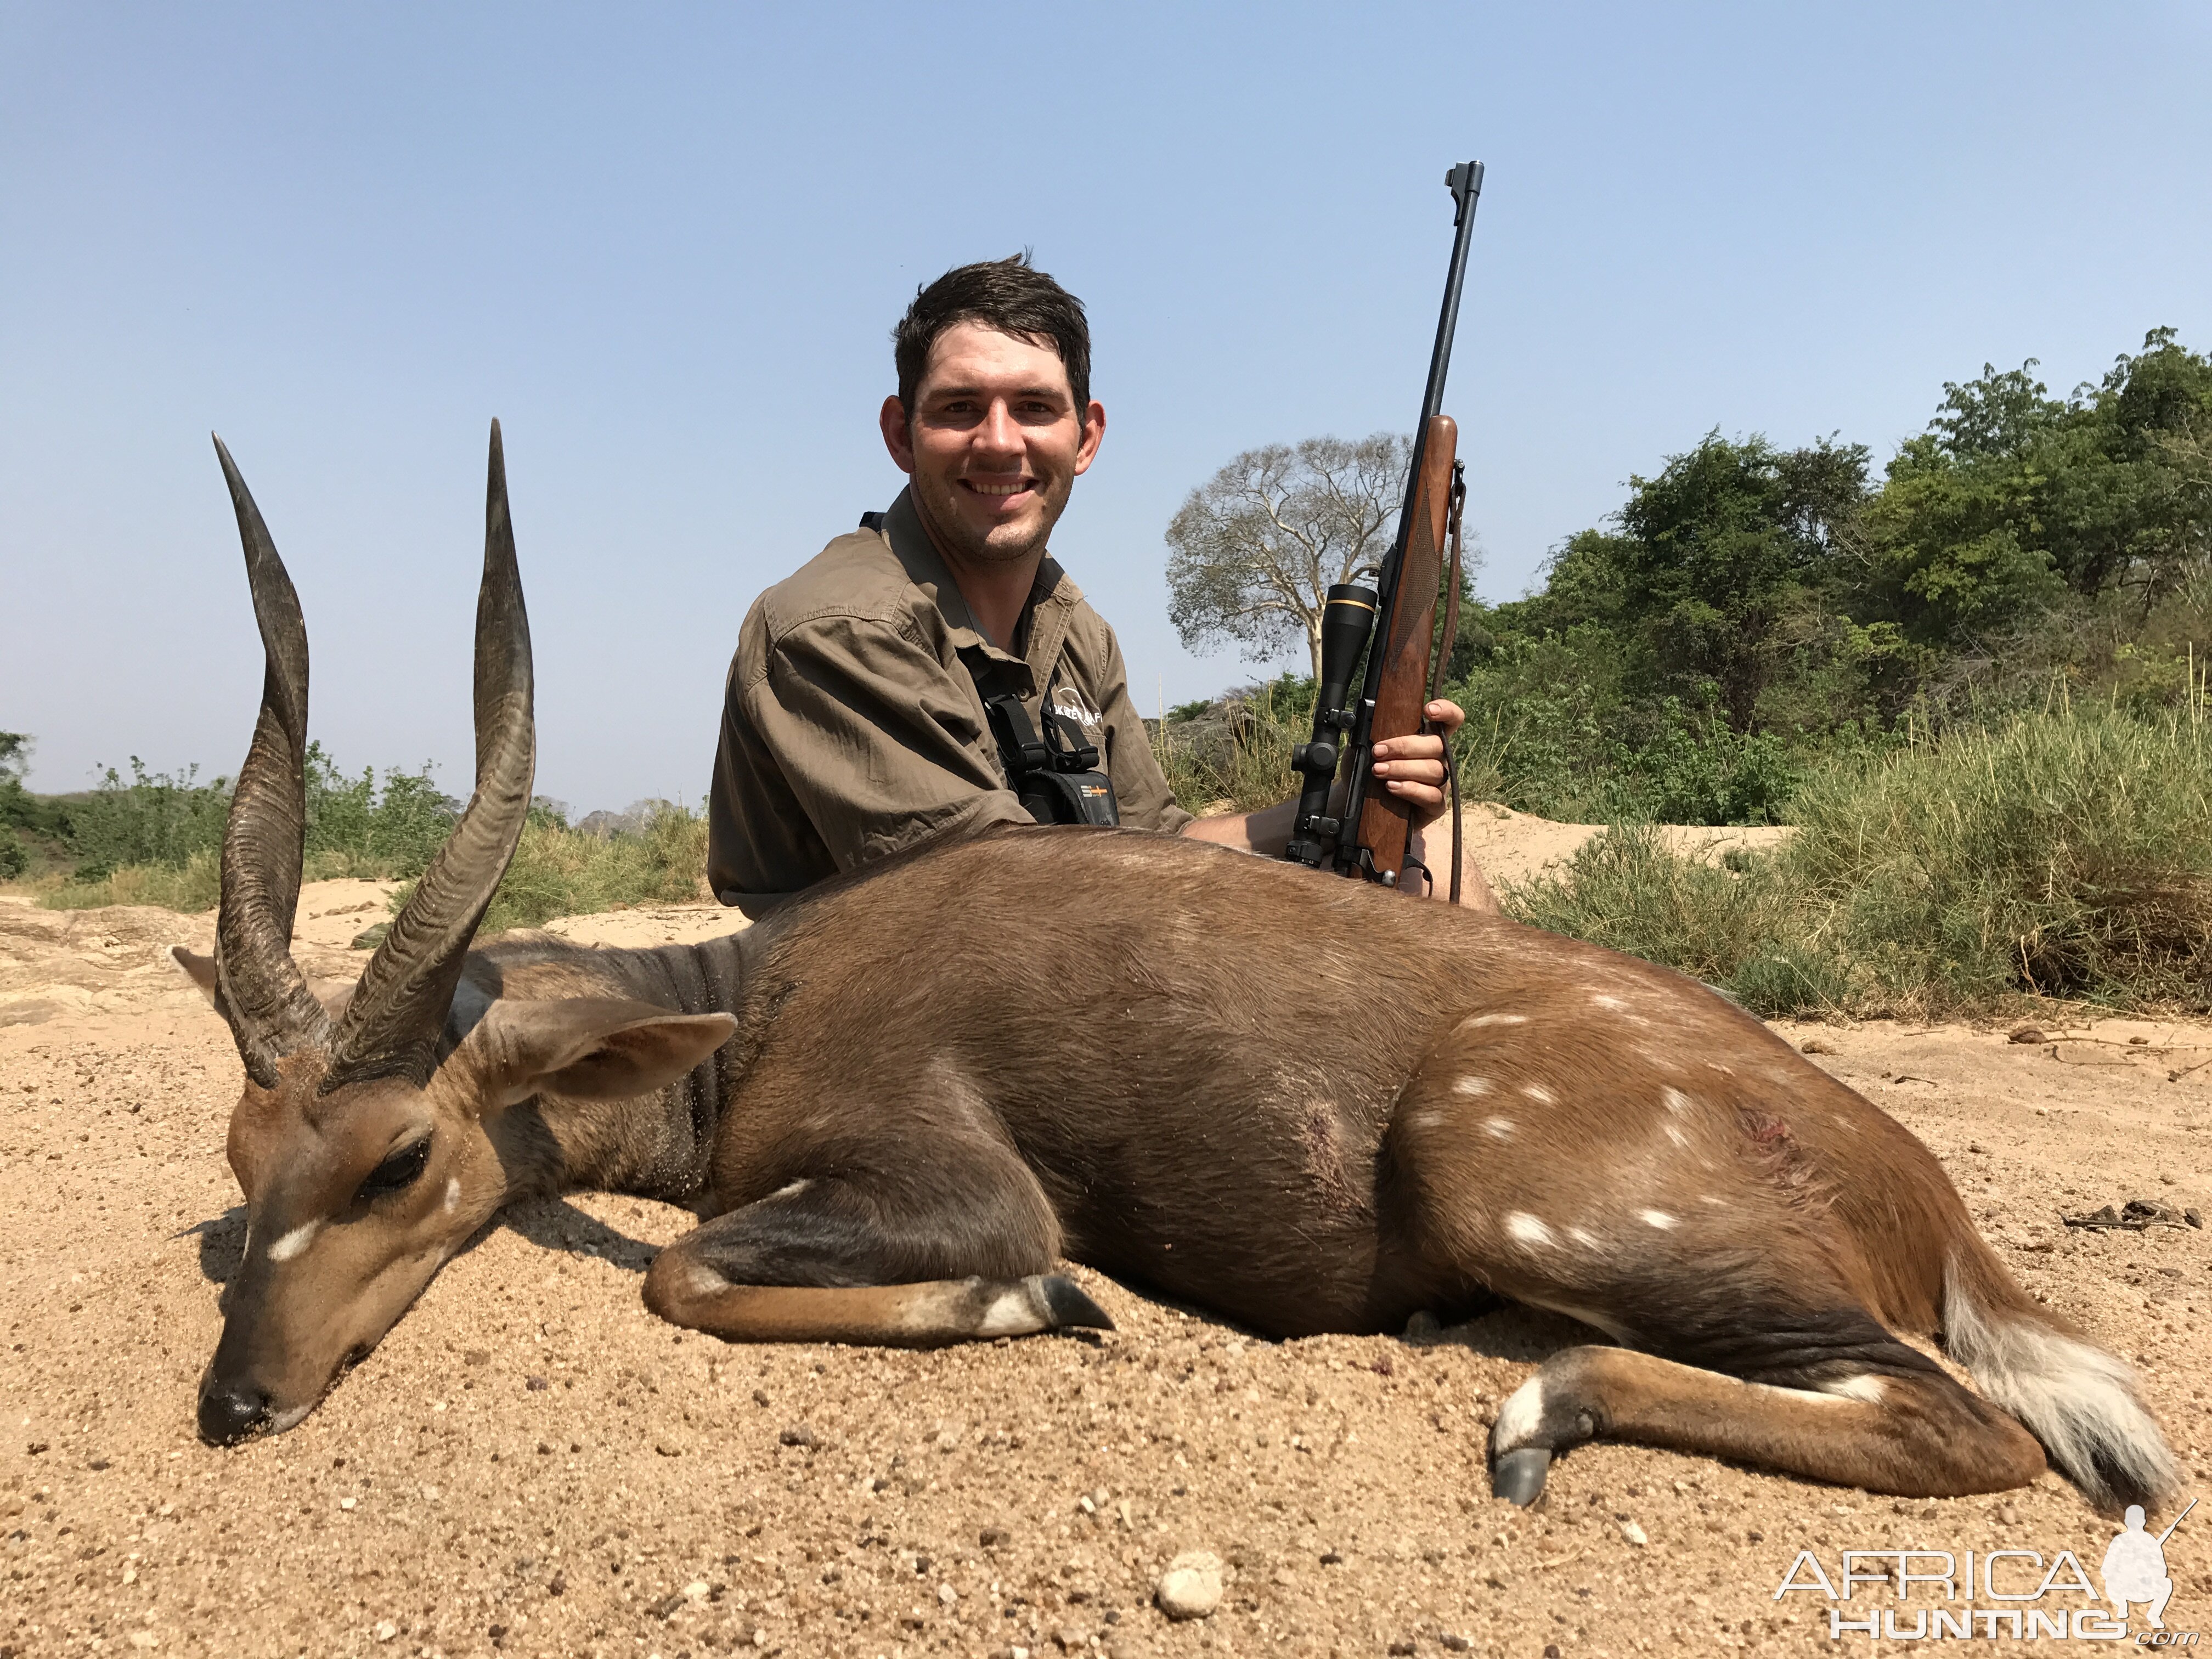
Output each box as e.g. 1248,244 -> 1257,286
1620,1519 -> 1650,1546
1155,1550 -> 1224,1621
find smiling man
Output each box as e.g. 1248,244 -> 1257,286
706,254 -> 1468,901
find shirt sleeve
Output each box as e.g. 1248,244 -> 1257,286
746,613 -> 1035,872
1093,630 -> 1194,837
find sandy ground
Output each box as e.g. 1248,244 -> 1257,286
2,820 -> 2208,1659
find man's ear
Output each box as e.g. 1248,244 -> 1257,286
879,393 -> 916,475
472,997 -> 738,1107
167,945 -> 218,1005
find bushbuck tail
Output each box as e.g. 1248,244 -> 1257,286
176,423 -> 2180,1515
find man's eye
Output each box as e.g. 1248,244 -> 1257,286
357,1138 -> 430,1203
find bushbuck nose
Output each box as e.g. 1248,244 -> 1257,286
197,1381 -> 272,1445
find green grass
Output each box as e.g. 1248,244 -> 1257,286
1506,701 -> 2212,1017
470,805 -> 711,935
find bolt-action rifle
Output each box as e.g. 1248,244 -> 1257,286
1284,160 -> 1483,900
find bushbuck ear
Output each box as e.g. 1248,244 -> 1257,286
168,946 -> 219,1005
474,998 -> 737,1107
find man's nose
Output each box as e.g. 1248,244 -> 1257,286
975,399 -> 1021,455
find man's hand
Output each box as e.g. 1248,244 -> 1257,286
1370,699 -> 1465,828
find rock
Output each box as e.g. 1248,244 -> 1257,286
1155,1550 -> 1224,1621
350,923 -> 390,951
1404,1310 -> 1441,1341
1619,1519 -> 1649,1546
937,1582 -> 958,1605
980,1525 -> 1012,1548
373,1622 -> 398,1644
1442,1637 -> 1472,1653
1388,1642 -> 1418,1656
1801,1039 -> 1836,1054
778,1424 -> 818,1448
2008,1026 -> 2045,1045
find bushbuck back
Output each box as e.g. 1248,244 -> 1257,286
178,426 -> 2180,1518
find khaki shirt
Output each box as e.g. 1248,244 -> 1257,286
708,488 -> 1192,900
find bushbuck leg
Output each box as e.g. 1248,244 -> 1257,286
644,1167 -> 1111,1346
1489,1343 -> 2046,1504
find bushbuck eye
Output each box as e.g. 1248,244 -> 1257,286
358,1137 -> 431,1203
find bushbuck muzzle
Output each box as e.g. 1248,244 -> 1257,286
185,425 -> 731,1442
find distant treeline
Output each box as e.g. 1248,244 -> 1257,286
1434,326 -> 2212,823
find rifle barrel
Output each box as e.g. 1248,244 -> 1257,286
1334,160 -> 1485,874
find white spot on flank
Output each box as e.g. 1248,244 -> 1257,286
1521,1084 -> 1556,1105
1461,1012 -> 1529,1029
1699,1194 -> 1725,1207
771,1178 -> 812,1200
442,1177 -> 461,1213
1662,1087 -> 1694,1116
1492,1374 -> 1547,1450
1638,1209 -> 1677,1230
1483,1117 -> 1515,1140
1591,994 -> 1627,1010
1452,1076 -> 1491,1097
1664,1124 -> 1690,1148
1566,1226 -> 1599,1249
266,1220 -> 321,1263
1505,1212 -> 1556,1248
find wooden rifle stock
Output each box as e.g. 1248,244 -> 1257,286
1348,415 -> 1457,891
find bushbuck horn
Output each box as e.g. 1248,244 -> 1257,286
325,419 -> 534,1088
208,435 -> 330,1085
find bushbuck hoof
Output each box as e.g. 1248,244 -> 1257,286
1491,1446 -> 1552,1506
1040,1276 -> 1114,1331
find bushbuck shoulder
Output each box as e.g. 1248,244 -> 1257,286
179,424 -> 2180,1518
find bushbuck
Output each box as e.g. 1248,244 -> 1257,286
176,422 -> 2180,1516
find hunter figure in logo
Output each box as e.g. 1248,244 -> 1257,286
2102,1503 -> 2179,1628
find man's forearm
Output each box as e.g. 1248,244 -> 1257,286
1179,798 -> 1298,856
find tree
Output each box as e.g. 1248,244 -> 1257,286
1165,433 -> 1414,679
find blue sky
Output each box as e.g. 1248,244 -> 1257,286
4,3 -> 2208,812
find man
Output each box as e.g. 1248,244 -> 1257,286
708,254 -> 1471,901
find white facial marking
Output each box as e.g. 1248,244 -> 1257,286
1663,1124 -> 1690,1148
1591,994 -> 1627,1010
1462,1012 -> 1529,1029
1505,1212 -> 1556,1248
1662,1087 -> 1693,1116
1521,1084 -> 1556,1105
442,1177 -> 461,1213
1492,1374 -> 1547,1450
1452,1076 -> 1491,1097
266,1219 -> 321,1263
1638,1209 -> 1677,1230
1483,1117 -> 1515,1140
771,1178 -> 812,1200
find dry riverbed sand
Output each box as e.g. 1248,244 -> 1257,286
2,830 -> 2208,1658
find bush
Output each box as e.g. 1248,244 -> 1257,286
1506,702 -> 2212,1017
469,803 -> 711,936
0,828 -> 26,880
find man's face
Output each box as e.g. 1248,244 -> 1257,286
880,321 -> 1105,569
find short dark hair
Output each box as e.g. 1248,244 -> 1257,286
893,253 -> 1091,417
